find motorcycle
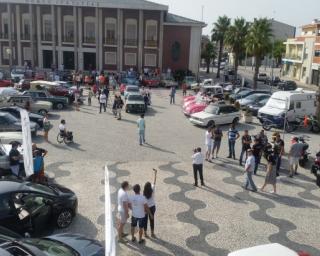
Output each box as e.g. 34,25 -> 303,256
311,151 -> 320,187
298,136 -> 310,167
260,116 -> 295,133
289,115 -> 320,134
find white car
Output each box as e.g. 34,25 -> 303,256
189,103 -> 240,127
11,69 -> 25,82
191,78 -> 213,90
228,243 -> 305,256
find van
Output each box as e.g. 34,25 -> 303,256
201,84 -> 224,100
258,89 -> 316,121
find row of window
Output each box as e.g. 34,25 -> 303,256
315,50 -> 320,57
1,13 -> 158,46
106,52 -> 157,67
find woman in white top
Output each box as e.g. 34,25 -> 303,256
143,169 -> 157,238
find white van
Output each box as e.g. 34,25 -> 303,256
258,89 -> 316,121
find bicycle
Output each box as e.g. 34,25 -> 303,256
57,132 -> 73,144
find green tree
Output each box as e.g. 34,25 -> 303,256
246,18 -> 272,89
273,40 -> 286,66
225,17 -> 249,78
212,15 -> 231,78
201,41 -> 216,73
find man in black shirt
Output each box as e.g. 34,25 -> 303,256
9,142 -> 21,177
252,138 -> 263,175
273,134 -> 285,176
239,130 -> 252,166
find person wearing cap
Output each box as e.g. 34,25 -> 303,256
9,142 -> 22,177
244,149 -> 257,192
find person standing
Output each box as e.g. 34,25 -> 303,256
239,130 -> 252,166
192,147 -> 204,187
205,127 -> 213,161
99,92 -> 107,113
288,137 -> 303,178
103,86 -> 109,107
182,82 -> 187,97
137,114 -> 146,145
211,125 -> 223,159
117,181 -> 130,243
252,138 -> 263,175
227,124 -> 240,159
88,87 -> 94,106
9,142 -> 21,177
244,149 -> 257,192
273,134 -> 285,176
143,169 -> 157,238
43,113 -> 51,142
169,86 -> 176,104
260,147 -> 277,194
115,95 -> 124,120
129,184 -> 153,244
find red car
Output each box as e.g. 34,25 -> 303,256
142,76 -> 160,87
0,79 -> 13,87
183,99 -> 208,116
183,92 -> 202,103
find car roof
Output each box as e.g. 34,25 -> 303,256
0,180 -> 54,196
0,106 -> 21,110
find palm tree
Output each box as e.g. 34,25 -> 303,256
201,41 -> 216,73
225,17 -> 249,78
246,18 -> 272,89
212,15 -> 230,78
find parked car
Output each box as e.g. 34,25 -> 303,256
229,89 -> 270,103
0,132 -> 22,144
266,76 -> 282,86
237,93 -> 271,109
0,80 -> 13,88
0,179 -> 78,235
0,226 -> 105,256
0,95 -> 52,115
10,69 -> 25,82
257,73 -> 268,82
15,78 -> 32,91
0,112 -> 38,135
221,82 -> 234,93
184,76 -> 197,89
0,106 -> 44,127
34,71 -> 46,80
120,76 -> 140,87
191,78 -> 214,91
160,76 -> 178,88
0,88 -> 19,97
247,97 -> 269,116
278,80 -> 297,91
201,85 -> 224,100
22,90 -> 68,110
125,93 -> 146,113
189,103 -> 240,127
183,98 -> 208,116
142,76 -> 160,87
124,85 -> 140,100
228,243 -> 309,256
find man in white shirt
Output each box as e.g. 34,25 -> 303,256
59,119 -> 67,135
117,181 -> 129,243
244,149 -> 257,191
205,127 -> 213,162
129,184 -> 153,244
192,147 -> 204,187
99,93 -> 107,113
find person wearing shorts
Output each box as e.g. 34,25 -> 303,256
117,181 -> 129,243
129,184 -> 153,244
212,125 -> 223,159
205,127 -> 213,161
289,137 -> 304,177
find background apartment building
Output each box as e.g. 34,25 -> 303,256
0,0 -> 205,74
283,19 -> 320,86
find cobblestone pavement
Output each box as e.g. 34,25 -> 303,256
36,88 -> 320,255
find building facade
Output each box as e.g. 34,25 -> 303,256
0,0 -> 205,74
283,19 -> 320,86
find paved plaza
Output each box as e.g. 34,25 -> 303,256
37,88 -> 320,255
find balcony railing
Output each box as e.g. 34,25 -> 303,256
0,33 -> 9,39
145,40 -> 157,47
124,38 -> 137,46
104,37 -> 117,45
21,34 -> 30,40
63,35 -> 74,43
84,36 -> 95,44
42,34 -> 53,41
284,54 -> 302,61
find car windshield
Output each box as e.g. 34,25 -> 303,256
128,95 -> 143,101
245,94 -> 261,101
4,114 -> 18,123
266,98 -> 287,109
204,105 -> 219,114
26,183 -> 56,195
127,87 -> 139,92
22,238 -> 77,256
258,98 -> 269,105
12,70 -> 24,75
238,90 -> 251,96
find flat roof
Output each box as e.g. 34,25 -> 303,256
5,0 -> 169,11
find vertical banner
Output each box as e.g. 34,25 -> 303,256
105,164 -> 116,256
20,109 -> 34,177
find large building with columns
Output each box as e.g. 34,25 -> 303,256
0,0 -> 205,74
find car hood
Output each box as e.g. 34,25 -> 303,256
126,100 -> 144,105
46,234 -> 104,256
190,111 -> 215,119
258,105 -> 285,116
48,183 -> 75,196
186,102 -> 206,109
238,98 -> 252,105
35,101 -> 53,107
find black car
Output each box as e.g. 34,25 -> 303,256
247,97 -> 269,116
229,89 -> 271,103
278,80 -> 297,91
0,226 -> 104,256
266,76 -> 282,86
0,106 -> 44,128
0,180 -> 78,236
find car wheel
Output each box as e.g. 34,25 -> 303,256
56,103 -> 64,110
207,120 -> 215,128
232,117 -> 239,125
38,109 -> 47,116
56,209 -> 73,228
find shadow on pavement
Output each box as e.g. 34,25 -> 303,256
144,143 -> 176,154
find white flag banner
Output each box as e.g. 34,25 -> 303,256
105,164 -> 116,256
20,109 -> 34,177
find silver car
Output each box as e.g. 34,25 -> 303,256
0,112 -> 38,136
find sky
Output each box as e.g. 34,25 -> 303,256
152,0 -> 320,35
